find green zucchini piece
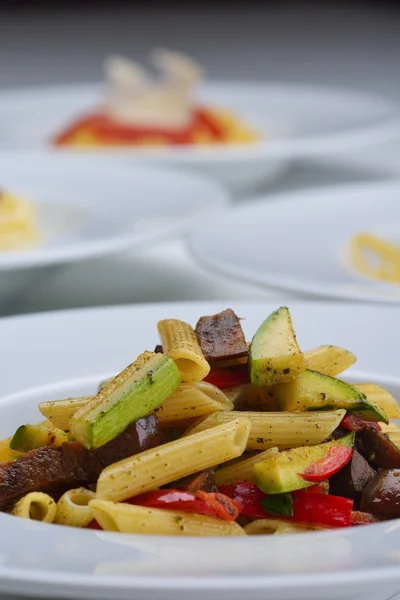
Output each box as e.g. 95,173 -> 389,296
71,351 -> 181,449
249,306 -> 305,386
254,433 -> 355,494
10,424 -> 69,452
273,369 -> 388,423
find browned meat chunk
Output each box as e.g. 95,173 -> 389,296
361,469 -> 400,519
356,427 -> 400,470
195,309 -> 248,362
166,469 -> 217,493
0,415 -> 164,510
329,449 -> 376,506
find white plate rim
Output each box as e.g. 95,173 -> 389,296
188,179 -> 400,304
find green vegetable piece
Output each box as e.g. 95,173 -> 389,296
262,492 -> 293,516
273,369 -> 388,423
249,307 -> 305,386
71,351 -> 181,449
10,424 -> 69,452
254,433 -> 355,495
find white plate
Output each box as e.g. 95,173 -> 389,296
0,154 -> 229,272
189,180 -> 400,304
0,300 -> 400,600
0,82 -> 399,191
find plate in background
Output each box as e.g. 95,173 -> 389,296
188,180 -> 400,303
0,82 -> 399,192
0,301 -> 399,600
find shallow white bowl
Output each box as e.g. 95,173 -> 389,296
0,300 -> 399,600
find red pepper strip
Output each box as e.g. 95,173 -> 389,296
195,491 -> 241,521
219,482 -> 352,527
300,446 -> 353,482
86,520 -> 102,530
203,365 -> 249,389
350,511 -> 379,526
127,489 -> 217,518
341,414 -> 382,432
218,482 -> 267,519
292,490 -> 353,528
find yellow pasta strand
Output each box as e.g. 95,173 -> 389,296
157,319 -> 210,382
353,384 -> 400,419
184,409 -> 345,450
39,396 -> 92,432
96,418 -> 250,501
304,345 -> 356,376
55,487 -> 95,528
90,500 -> 246,536
350,233 -> 400,284
11,492 -> 57,523
0,436 -> 21,462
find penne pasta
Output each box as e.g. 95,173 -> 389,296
380,422 -> 400,435
215,447 -> 279,485
353,384 -> 400,419
156,381 -> 233,426
157,319 -> 210,382
39,396 -> 92,432
90,500 -> 246,536
96,418 -> 250,501
184,410 -> 346,450
55,487 -> 95,528
0,436 -> 21,462
11,492 -> 57,523
244,519 -> 324,535
304,345 -> 356,376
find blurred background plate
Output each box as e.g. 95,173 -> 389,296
188,180 -> 400,304
0,154 -> 229,304
0,82 -> 398,194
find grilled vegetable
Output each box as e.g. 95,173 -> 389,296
329,449 -> 376,504
195,309 -> 248,363
356,427 -> 400,469
249,307 -> 305,386
361,469 -> 400,519
273,370 -> 388,423
10,424 -> 69,452
71,351 -> 181,449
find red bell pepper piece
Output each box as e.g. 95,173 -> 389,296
300,445 -> 353,482
129,488 -> 239,521
350,510 -> 379,526
341,414 -> 382,432
86,520 -> 102,530
203,365 -> 249,389
219,482 -> 268,519
292,490 -> 353,528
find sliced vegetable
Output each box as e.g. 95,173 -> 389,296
254,433 -> 355,494
341,414 -> 381,432
262,493 -> 293,517
329,449 -> 376,503
249,306 -> 305,386
219,482 -> 268,519
353,384 -> 400,419
356,427 -> 400,469
10,424 -> 69,452
361,469 -> 400,519
203,365 -> 249,389
292,489 -> 353,528
273,370 -> 388,423
300,445 -> 353,482
71,351 -> 181,449
195,308 -> 248,363
130,488 -> 240,521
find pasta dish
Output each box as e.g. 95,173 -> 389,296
52,50 -> 258,148
0,190 -> 39,251
2,306 -> 400,535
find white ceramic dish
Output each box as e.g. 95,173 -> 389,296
188,180 -> 400,304
0,300 -> 399,600
0,82 -> 399,192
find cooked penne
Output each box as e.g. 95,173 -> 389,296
156,381 -> 233,426
387,432 -> 400,449
184,410 -> 346,450
39,396 -> 92,432
244,519 -> 323,535
353,384 -> 400,419
215,447 -> 279,485
304,345 -> 356,376
11,492 -> 57,523
96,418 -> 250,501
90,500 -> 246,536
0,436 -> 21,462
380,422 -> 400,435
157,319 -> 210,382
55,487 -> 95,528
